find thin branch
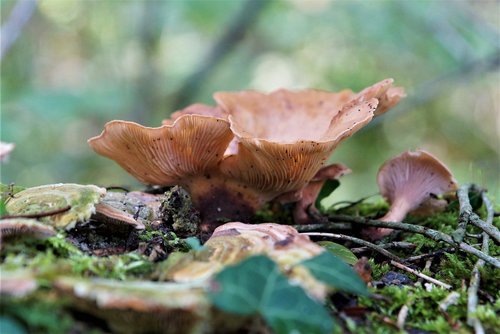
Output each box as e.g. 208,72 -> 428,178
0,0 -> 37,61
467,194 -> 493,334
452,184 -> 473,242
301,232 -> 406,263
405,247 -> 455,262
309,214 -> 500,268
453,185 -> 500,244
351,241 -> 415,254
292,222 -> 352,232
390,260 -> 452,290
0,205 -> 71,219
396,304 -> 410,330
439,291 -> 461,312
172,0 -> 268,110
474,192 -> 500,243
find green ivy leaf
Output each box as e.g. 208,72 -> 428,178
315,179 -> 340,209
301,252 -> 369,296
185,237 -> 204,251
317,241 -> 358,265
209,255 -> 334,334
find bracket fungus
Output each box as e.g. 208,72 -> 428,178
89,79 -> 404,231
371,150 -> 458,239
164,222 -> 327,300
5,183 -> 106,230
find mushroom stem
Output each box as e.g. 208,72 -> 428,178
380,198 -> 412,223
186,175 -> 265,234
365,198 -> 412,239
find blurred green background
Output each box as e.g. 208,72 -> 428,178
1,0 -> 499,203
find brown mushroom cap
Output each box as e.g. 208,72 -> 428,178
88,114 -> 233,186
376,149 -> 458,225
218,98 -> 378,198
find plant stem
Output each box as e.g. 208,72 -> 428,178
301,232 -> 406,263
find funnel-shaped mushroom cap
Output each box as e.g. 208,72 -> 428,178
377,150 -> 458,223
218,99 -> 376,198
88,113 -> 233,186
215,79 -> 403,198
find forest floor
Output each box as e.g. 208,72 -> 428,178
0,183 -> 498,334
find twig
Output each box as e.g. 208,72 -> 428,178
351,241 -> 415,254
301,232 -> 406,263
452,184 -> 473,243
405,247 -> 455,262
467,196 -> 492,334
0,205 -> 71,219
396,304 -> 410,330
453,185 -> 500,244
325,214 -> 500,268
0,0 -> 37,61
172,0 -> 268,110
418,258 -> 433,284
475,192 -> 500,243
390,260 -> 452,290
439,291 -> 461,312
292,222 -> 352,232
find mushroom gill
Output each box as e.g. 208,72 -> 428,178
369,150 -> 458,239
89,79 -> 404,231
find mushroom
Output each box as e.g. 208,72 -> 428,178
0,218 -> 56,249
54,277 -> 211,334
369,150 -> 458,239
89,79 -> 404,232
5,183 -> 106,230
296,163 -> 351,224
0,141 -> 15,162
164,222 -> 327,300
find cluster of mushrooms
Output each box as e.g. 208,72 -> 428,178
89,78 -> 457,238
1,78 -> 464,333
90,79 -> 406,232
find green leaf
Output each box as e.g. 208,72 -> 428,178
315,179 -> 340,209
301,252 -> 369,296
317,241 -> 358,265
0,199 -> 7,216
209,255 -> 334,334
0,316 -> 27,334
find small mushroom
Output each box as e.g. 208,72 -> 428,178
0,218 -> 56,249
370,150 -> 458,239
0,141 -> 15,162
288,163 -> 351,224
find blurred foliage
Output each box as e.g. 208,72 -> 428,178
1,0 -> 499,201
